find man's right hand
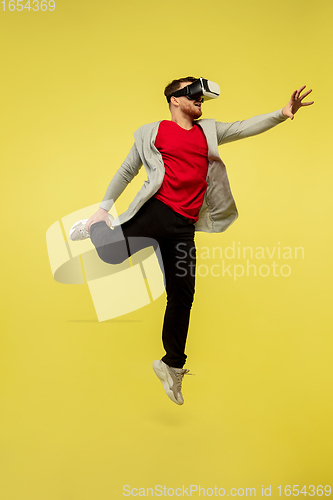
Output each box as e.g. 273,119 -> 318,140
85,207 -> 111,231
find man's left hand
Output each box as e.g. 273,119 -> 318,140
282,85 -> 314,120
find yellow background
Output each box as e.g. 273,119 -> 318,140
1,0 -> 332,498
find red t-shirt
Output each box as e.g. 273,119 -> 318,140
153,120 -> 209,222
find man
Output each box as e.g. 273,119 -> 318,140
69,77 -> 314,405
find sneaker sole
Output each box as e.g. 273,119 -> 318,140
152,361 -> 183,405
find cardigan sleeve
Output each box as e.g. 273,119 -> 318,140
99,143 -> 143,212
216,108 -> 288,146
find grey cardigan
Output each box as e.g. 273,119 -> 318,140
100,109 -> 287,233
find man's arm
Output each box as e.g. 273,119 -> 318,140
85,143 -> 143,230
217,86 -> 314,146
216,109 -> 288,146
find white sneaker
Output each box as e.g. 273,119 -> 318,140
69,214 -> 114,241
152,359 -> 192,405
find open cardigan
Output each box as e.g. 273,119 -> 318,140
100,109 -> 287,233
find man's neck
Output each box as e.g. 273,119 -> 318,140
171,115 -> 194,131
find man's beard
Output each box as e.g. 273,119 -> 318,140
180,100 -> 202,119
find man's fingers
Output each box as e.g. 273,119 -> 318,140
294,85 -> 306,100
301,101 -> 315,106
85,218 -> 96,230
300,89 -> 312,100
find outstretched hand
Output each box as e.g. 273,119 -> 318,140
282,85 -> 314,120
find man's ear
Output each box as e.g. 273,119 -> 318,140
170,96 -> 180,107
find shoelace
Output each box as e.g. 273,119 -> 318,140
79,227 -> 89,237
174,369 -> 194,391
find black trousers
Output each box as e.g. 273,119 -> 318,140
89,197 -> 196,368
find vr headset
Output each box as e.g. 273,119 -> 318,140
167,78 -> 220,103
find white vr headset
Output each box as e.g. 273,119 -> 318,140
167,78 -> 220,103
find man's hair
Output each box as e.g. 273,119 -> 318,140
164,76 -> 198,105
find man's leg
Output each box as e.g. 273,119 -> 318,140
89,199 -> 162,265
160,221 -> 196,369
152,218 -> 196,404
89,200 -> 196,368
